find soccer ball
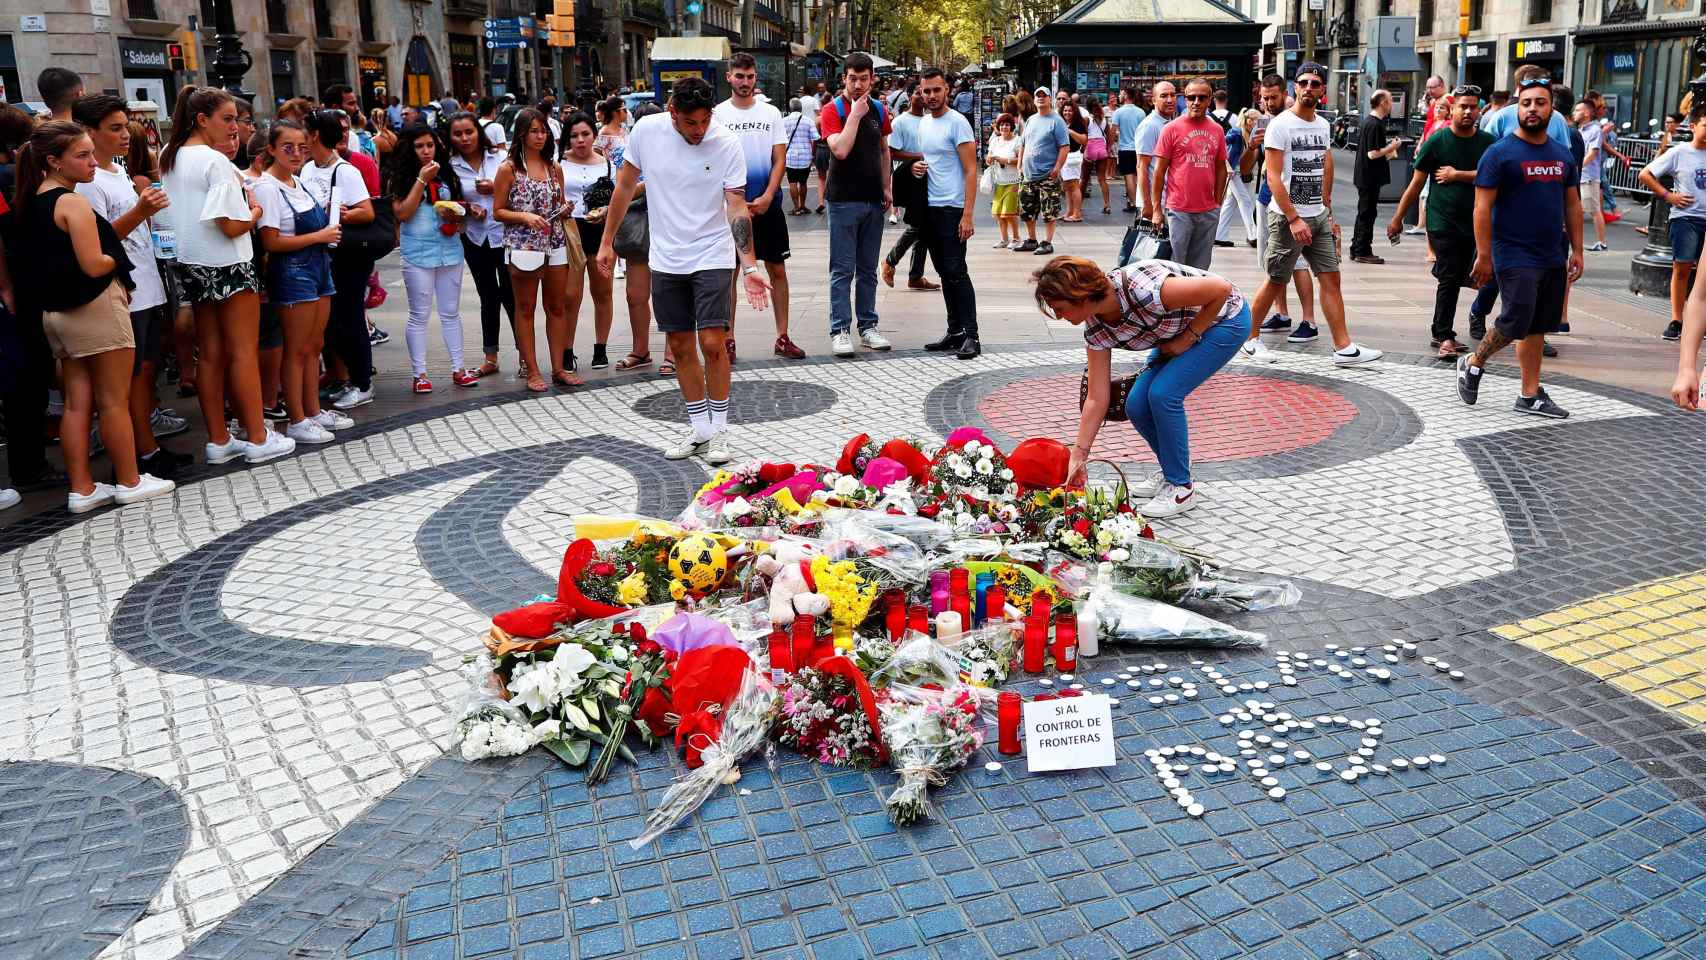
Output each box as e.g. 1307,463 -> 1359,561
669,534 -> 728,592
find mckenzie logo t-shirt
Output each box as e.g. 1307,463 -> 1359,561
1475,134 -> 1580,271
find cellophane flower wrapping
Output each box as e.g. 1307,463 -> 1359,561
629,663 -> 778,849
878,681 -> 986,825
452,693 -> 541,761
773,666 -> 885,768
939,623 -> 1023,687
1081,582 -> 1268,649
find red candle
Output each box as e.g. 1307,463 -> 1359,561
1033,693 -> 1058,701
1023,614 -> 1047,673
908,605 -> 929,636
1030,589 -> 1052,619
767,629 -> 793,678
985,586 -> 1007,623
997,691 -> 1022,754
791,614 -> 816,667
885,590 -> 907,641
952,591 -> 972,634
950,567 -> 971,594
1053,614 -> 1078,672
1058,688 -> 1083,698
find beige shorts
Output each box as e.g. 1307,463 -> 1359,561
1264,210 -> 1340,282
44,281 -> 134,359
1580,179 -> 1602,210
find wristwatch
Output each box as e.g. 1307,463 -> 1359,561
741,265 -> 761,277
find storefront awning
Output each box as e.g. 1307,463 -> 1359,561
1574,15 -> 1706,40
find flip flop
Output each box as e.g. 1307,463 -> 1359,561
614,353 -> 652,371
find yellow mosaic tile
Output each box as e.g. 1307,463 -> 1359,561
1499,570 -> 1706,732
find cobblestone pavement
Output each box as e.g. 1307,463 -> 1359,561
6,331 -> 1706,960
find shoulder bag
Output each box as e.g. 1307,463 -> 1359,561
582,156 -> 615,215
329,163 -> 397,263
1079,367 -> 1138,422
613,193 -> 649,261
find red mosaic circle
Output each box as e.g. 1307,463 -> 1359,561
976,370 -> 1360,463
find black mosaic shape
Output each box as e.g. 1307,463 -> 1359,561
631,380 -> 839,424
0,761 -> 188,960
107,436 -> 706,688
923,362 -> 1424,481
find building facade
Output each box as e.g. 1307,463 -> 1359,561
1572,0 -> 1703,134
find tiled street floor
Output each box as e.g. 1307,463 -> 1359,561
6,345 -> 1706,960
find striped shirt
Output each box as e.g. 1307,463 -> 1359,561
1083,260 -> 1244,351
784,113 -> 818,170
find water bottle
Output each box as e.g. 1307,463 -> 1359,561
148,183 -> 177,261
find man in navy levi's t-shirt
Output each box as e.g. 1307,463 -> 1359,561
1458,80 -> 1583,420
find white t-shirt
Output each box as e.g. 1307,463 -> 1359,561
300,156 -> 370,224
1263,109 -> 1331,218
77,164 -> 166,311
988,132 -> 1022,185
254,172 -> 319,238
799,94 -> 821,123
547,117 -> 563,144
1647,144 -> 1706,220
560,155 -> 607,219
483,118 -> 508,147
160,143 -> 252,267
713,99 -> 786,201
622,112 -> 744,275
452,149 -> 506,247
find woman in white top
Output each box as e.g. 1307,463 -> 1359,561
256,121 -> 345,445
560,112 -> 615,373
986,113 -> 1024,249
301,109 -> 377,411
159,86 -> 294,466
447,111 -> 514,379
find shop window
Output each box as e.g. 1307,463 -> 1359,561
129,0 -> 160,18
267,0 -> 289,34
1419,0 -> 1433,34
317,52 -> 348,94
1528,0 -> 1551,21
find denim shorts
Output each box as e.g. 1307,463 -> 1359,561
1671,216 -> 1706,264
269,249 -> 336,306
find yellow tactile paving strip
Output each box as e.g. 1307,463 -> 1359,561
1491,572 -> 1706,727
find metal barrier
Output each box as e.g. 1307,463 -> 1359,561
1605,136 -> 1663,199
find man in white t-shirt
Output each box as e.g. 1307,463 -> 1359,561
1642,108 -> 1706,342
596,77 -> 772,464
478,96 -> 508,148
72,93 -> 189,482
1239,62 -> 1380,367
714,53 -> 800,360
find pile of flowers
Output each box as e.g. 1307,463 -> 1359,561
455,425 -> 1298,840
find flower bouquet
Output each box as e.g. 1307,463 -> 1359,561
1079,581 -> 1268,649
926,439 -> 1019,506
878,683 -> 985,825
585,634 -> 671,785
773,658 -> 888,769
452,697 -> 542,761
576,538 -> 679,608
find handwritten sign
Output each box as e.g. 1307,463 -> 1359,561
1023,695 -> 1116,772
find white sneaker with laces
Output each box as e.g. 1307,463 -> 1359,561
859,330 -> 892,351
313,409 -> 355,431
113,473 -> 175,505
1128,469 -> 1166,498
205,435 -> 247,465
1142,481 -> 1197,519
0,488 -> 19,511
705,432 -> 733,465
1333,343 -> 1384,366
243,430 -> 297,464
665,431 -> 711,460
68,483 -> 118,514
1240,338 -> 1279,364
287,419 -> 336,445
333,385 -> 374,410
831,333 -> 855,357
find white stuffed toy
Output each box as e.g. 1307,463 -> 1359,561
756,540 -> 829,626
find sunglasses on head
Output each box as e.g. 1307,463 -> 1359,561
1519,76 -> 1552,89
1452,84 -> 1482,97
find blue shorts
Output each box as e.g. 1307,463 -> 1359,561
1670,216 -> 1706,264
269,249 -> 336,306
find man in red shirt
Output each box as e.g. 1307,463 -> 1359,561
818,52 -> 895,358
1149,77 -> 1229,268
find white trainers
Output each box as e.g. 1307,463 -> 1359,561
151,407 -> 189,437
705,432 -> 733,466
68,483 -> 117,514
205,435 -> 247,465
1142,481 -> 1197,519
243,430 -> 297,464
831,333 -> 855,357
0,488 -> 19,511
664,431 -> 711,461
313,409 -> 355,431
1239,338 -> 1279,364
859,330 -> 892,351
113,473 -> 175,505
287,419 -> 335,444
1333,343 -> 1384,366
1128,469 -> 1166,498
333,385 -> 374,410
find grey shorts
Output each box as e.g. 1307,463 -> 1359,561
1264,209 -> 1340,282
130,303 -> 168,372
652,268 -> 734,333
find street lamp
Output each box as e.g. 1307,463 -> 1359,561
203,0 -> 254,99
1631,25 -> 1706,296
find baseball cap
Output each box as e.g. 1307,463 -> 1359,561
1295,61 -> 1327,82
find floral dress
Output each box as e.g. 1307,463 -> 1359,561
503,167 -> 567,253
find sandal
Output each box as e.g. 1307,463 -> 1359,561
659,359 -> 676,376
553,370 -> 584,388
525,374 -> 549,393
475,358 -> 500,378
614,352 -> 652,371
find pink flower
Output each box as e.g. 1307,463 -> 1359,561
945,426 -> 990,447
860,457 -> 910,491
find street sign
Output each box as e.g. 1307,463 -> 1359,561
984,35 -> 995,54
687,2 -> 703,13
484,17 -> 530,50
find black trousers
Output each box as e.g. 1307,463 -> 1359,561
1,303 -> 51,483
329,254 -> 375,392
462,236 -> 516,356
1352,185 -> 1381,258
883,214 -> 930,281
921,206 -> 977,339
1429,230 -> 1476,344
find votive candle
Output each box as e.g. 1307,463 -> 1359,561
1076,608 -> 1099,658
1053,614 -> 1078,672
1023,614 -> 1046,673
935,610 -> 963,640
997,691 -> 1022,755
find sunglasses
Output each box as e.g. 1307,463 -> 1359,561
278,143 -> 306,155
1296,78 -> 1324,88
1452,84 -> 1483,97
1519,76 -> 1552,88
1184,94 -> 1210,102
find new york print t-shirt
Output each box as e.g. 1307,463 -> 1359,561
1474,134 -> 1579,270
713,99 -> 787,201
1263,109 -> 1330,218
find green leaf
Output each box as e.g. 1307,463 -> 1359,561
580,697 -> 602,722
542,738 -> 590,767
562,702 -> 593,732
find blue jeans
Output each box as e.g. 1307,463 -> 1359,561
1125,304 -> 1249,486
828,200 -> 885,334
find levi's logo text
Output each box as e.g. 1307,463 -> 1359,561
1521,160 -> 1565,181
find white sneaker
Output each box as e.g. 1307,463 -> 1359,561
0,488 -> 19,511
613,259 -> 627,279
243,430 -> 296,464
113,473 -> 175,505
333,385 -> 374,410
831,333 -> 855,357
859,330 -> 892,351
664,431 -> 711,461
1142,481 -> 1197,519
68,483 -> 117,514
151,407 -> 189,438
1333,344 -> 1384,366
313,409 -> 355,431
1240,338 -> 1280,364
205,435 -> 247,465
1128,469 -> 1166,498
704,432 -> 733,466
287,419 -> 335,445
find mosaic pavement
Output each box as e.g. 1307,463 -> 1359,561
5,344 -> 1706,960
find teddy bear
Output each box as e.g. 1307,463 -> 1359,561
755,539 -> 830,626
